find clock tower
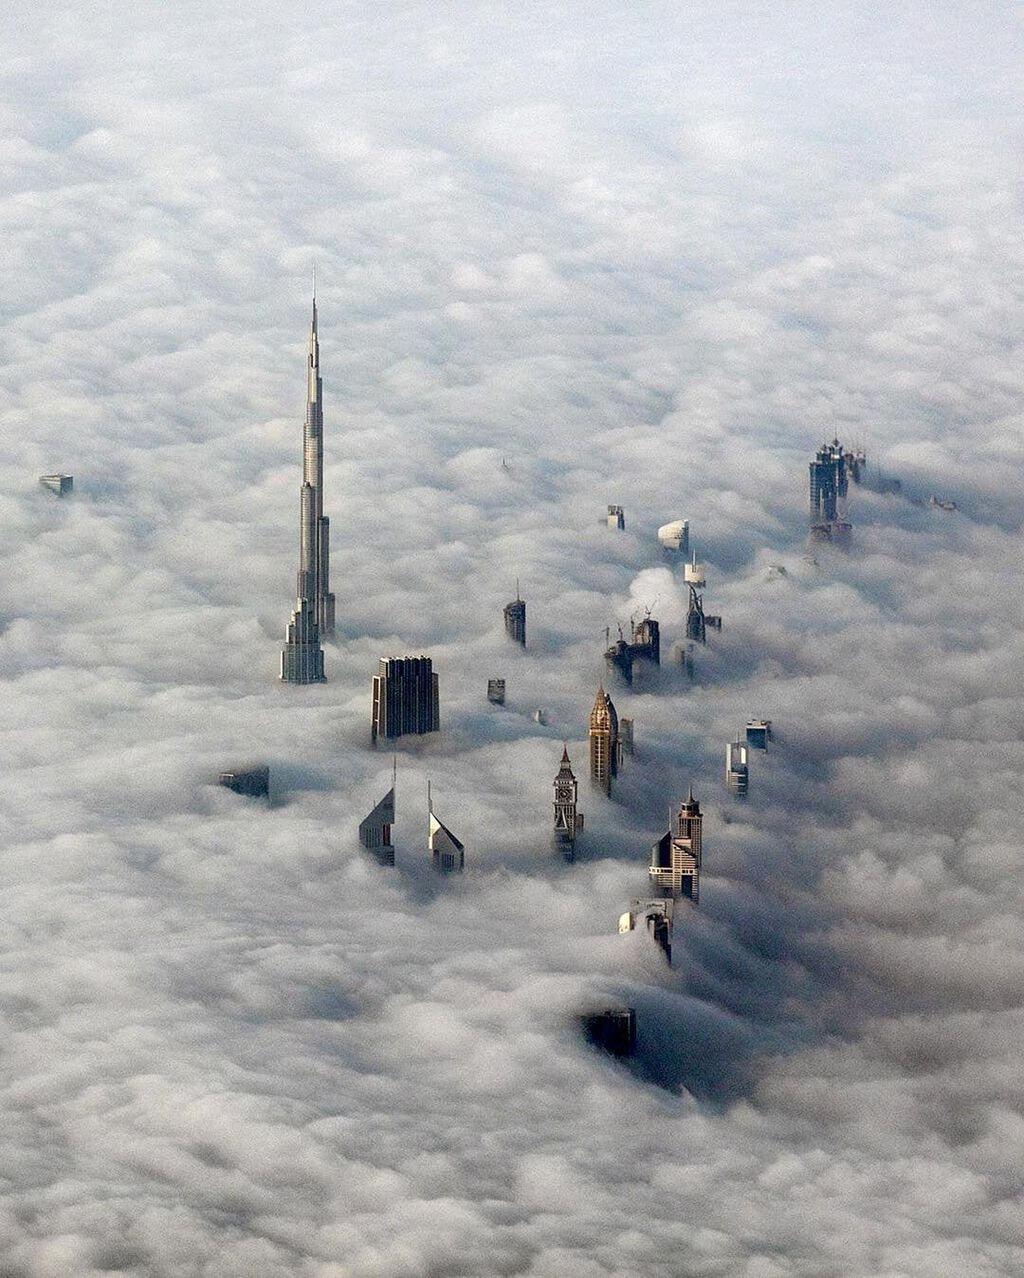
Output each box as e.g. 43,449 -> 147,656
553,746 -> 584,860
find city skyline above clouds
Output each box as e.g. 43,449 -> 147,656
1,1 -> 1023,1274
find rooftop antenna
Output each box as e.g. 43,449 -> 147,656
516,577 -> 521,602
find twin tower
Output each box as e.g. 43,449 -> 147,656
281,297 -> 335,682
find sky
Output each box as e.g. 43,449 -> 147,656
1,1 -> 1024,1275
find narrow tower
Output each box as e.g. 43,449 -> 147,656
589,685 -> 621,796
504,582 -> 526,646
552,746 -> 584,860
302,294 -> 336,635
280,294 -> 333,682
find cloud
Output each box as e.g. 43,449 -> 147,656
1,1 -> 1023,1274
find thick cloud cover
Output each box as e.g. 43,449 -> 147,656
1,1 -> 1023,1274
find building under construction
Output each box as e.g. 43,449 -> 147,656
604,611 -> 660,685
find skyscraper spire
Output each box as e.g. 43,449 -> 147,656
301,293 -> 336,636
280,294 -> 334,683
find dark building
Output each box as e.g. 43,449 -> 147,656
552,746 -> 584,860
487,678 -> 506,705
371,657 -> 440,743
686,586 -> 706,644
604,632 -> 633,683
603,613 -> 660,685
40,474 -> 73,496
809,438 -> 854,546
746,719 -> 772,750
218,764 -> 270,799
581,1007 -> 636,1057
503,584 -> 526,647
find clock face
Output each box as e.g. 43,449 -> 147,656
555,783 -> 573,801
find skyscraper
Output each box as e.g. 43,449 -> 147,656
218,764 -> 270,799
658,519 -> 689,555
428,784 -> 465,873
504,584 -> 526,646
589,685 -> 621,796
726,741 -> 749,794
299,295 -> 335,635
603,613 -> 659,685
280,295 -> 334,682
809,438 -> 853,545
280,596 -> 325,683
685,585 -> 706,644
552,746 -> 584,859
618,898 -> 674,962
371,657 -> 440,743
359,762 -> 396,865
649,788 -> 702,902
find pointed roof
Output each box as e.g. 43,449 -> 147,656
590,684 -> 618,732
555,744 -> 576,783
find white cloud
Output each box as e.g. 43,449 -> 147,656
0,1 -> 1023,1274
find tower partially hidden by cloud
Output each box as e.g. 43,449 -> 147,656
371,657 -> 440,743
280,296 -> 334,682
280,596 -> 325,684
359,762 -> 396,866
552,746 -> 584,859
503,583 -> 526,646
649,788 -> 702,902
589,685 -> 620,796
809,438 -> 853,546
428,784 -> 465,874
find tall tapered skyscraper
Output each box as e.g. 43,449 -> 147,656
280,295 -> 334,683
299,295 -> 335,635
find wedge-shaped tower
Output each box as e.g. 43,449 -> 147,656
428,784 -> 464,874
359,763 -> 396,866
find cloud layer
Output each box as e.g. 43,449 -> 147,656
1,2 -> 1023,1274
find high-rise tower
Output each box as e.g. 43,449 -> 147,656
504,583 -> 526,646
371,657 -> 440,743
280,596 -> 325,683
552,746 -> 584,859
649,788 -> 702,902
589,685 -> 621,796
280,295 -> 334,682
300,295 -> 336,636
